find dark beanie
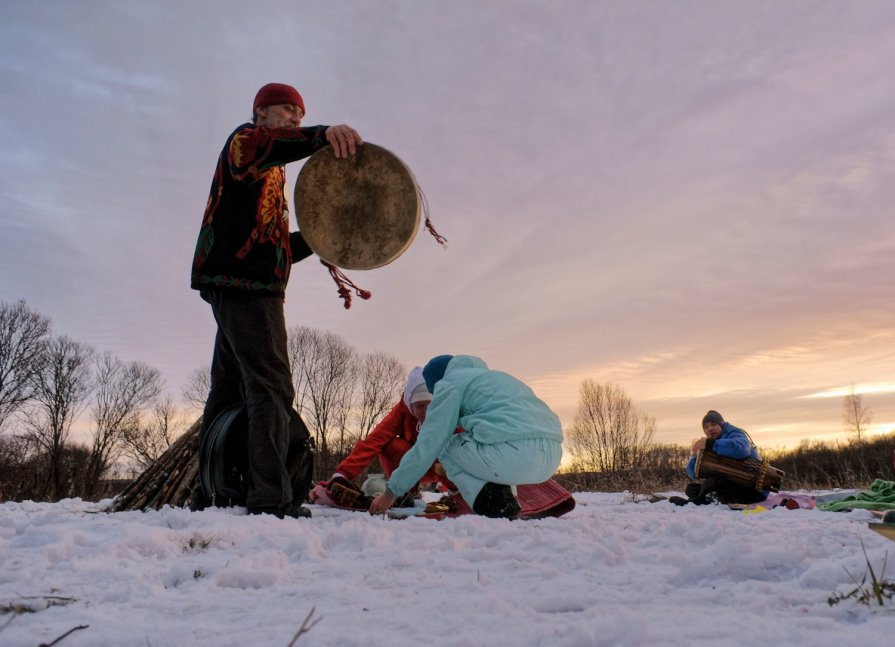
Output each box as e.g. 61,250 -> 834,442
422,355 -> 453,393
702,410 -> 724,427
253,83 -> 305,114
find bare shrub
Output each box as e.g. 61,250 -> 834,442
121,395 -> 188,470
0,299 -> 51,429
355,352 -> 405,439
0,435 -> 92,501
285,328 -> 407,479
843,386 -> 873,444
287,326 -> 357,477
85,353 -> 163,496
566,380 -> 655,474
0,433 -> 38,501
20,335 -> 93,500
180,365 -> 211,413
768,433 -> 895,490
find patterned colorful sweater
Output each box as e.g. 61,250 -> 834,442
191,122 -> 329,295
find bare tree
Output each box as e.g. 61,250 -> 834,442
287,326 -> 316,420
287,326 -> 357,459
331,367 -> 359,456
0,433 -> 44,502
121,395 -> 186,471
355,352 -> 405,439
86,353 -> 163,495
180,364 -> 211,413
0,300 -> 51,429
566,380 -> 655,474
20,335 -> 93,500
843,385 -> 873,444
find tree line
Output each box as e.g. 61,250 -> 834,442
559,377 -> 894,492
0,300 -> 177,500
1,299 -> 891,502
0,300 -> 410,501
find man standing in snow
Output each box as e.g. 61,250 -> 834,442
190,83 -> 362,519
368,355 -> 565,519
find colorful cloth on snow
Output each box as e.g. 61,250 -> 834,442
746,492 -> 816,510
818,479 -> 895,512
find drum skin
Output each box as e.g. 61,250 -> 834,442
294,143 -> 420,270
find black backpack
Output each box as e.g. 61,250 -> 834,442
198,403 -> 315,507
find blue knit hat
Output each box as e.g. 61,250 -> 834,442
423,355 -> 454,392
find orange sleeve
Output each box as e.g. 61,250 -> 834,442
334,402 -> 410,481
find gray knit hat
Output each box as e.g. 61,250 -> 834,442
702,410 -> 724,427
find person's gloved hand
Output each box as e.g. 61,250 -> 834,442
369,491 -> 397,515
308,482 -> 329,503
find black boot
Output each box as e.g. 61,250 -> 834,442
473,483 -> 521,519
189,479 -> 211,512
247,501 -> 312,519
686,478 -> 718,505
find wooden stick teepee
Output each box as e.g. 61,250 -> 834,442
108,418 -> 202,512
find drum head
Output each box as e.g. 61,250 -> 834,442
294,143 -> 420,270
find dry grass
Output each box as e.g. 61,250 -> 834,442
2,432 -> 893,502
560,433 -> 895,493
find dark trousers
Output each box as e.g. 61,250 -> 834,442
686,478 -> 767,505
202,290 -> 296,509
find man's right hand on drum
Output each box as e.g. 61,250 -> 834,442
325,124 -> 363,158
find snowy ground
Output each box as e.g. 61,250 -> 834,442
2,491 -> 894,647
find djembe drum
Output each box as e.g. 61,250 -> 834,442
294,143 -> 421,270
693,449 -> 784,492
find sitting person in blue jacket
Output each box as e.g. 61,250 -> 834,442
674,410 -> 768,506
368,354 -> 564,519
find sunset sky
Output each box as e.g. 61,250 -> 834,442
2,1 -> 893,453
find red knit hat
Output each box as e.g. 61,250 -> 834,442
253,83 -> 305,114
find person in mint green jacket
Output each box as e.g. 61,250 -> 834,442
368,355 -> 564,519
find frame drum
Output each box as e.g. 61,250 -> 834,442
294,143 -> 420,270
694,449 -> 784,492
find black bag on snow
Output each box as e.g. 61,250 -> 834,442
197,403 -> 315,507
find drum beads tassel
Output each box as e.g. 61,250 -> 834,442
424,216 -> 447,246
321,260 -> 372,309
419,187 -> 447,247
295,148 -> 446,308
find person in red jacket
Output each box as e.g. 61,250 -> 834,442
335,367 -> 445,484
317,367 -> 451,507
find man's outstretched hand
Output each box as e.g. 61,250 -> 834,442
325,124 -> 363,158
